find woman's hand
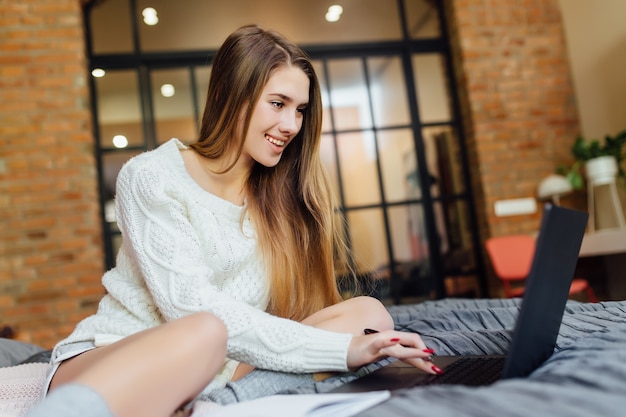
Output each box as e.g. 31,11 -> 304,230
346,330 -> 442,375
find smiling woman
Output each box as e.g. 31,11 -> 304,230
88,0 -> 479,309
181,65 -> 310,205
242,66 -> 309,166
35,24 -> 439,417
188,25 -> 346,322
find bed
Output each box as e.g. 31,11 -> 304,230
284,298 -> 626,416
1,298 -> 626,416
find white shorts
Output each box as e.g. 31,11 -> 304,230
41,341 -> 97,398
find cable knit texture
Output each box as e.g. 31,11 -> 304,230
52,139 -> 351,393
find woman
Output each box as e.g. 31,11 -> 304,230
43,25 -> 438,417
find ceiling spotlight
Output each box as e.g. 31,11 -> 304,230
91,68 -> 106,78
326,5 -> 343,22
142,7 -> 159,25
112,135 -> 128,149
160,83 -> 175,97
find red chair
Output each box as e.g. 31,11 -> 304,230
485,234 -> 597,302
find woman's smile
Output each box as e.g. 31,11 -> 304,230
242,65 -> 309,167
265,133 -> 286,147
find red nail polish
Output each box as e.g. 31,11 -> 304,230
423,348 -> 435,354
432,365 -> 444,375
390,338 -> 400,342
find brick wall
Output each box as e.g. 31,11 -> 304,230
445,0 -> 582,239
0,0 -> 104,348
444,0 -> 583,294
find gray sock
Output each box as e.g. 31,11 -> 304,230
200,369 -> 316,405
26,384 -> 114,417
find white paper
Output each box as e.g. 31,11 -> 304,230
192,391 -> 391,417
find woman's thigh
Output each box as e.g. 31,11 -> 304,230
302,296 -> 394,335
49,312 -> 227,417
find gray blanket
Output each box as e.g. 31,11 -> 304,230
6,299 -> 625,416
289,298 -> 626,416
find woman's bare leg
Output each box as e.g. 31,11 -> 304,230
232,296 -> 393,381
49,312 -> 227,417
301,296 -> 394,380
302,296 -> 394,335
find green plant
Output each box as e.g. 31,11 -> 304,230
557,129 -> 626,189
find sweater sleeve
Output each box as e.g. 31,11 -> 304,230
114,152 -> 351,373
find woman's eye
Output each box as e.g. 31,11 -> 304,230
296,107 -> 306,115
271,101 -> 284,108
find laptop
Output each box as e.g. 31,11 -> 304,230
334,203 -> 588,392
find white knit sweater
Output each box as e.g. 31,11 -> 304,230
54,139 -> 351,391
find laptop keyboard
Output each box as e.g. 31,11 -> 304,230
415,357 -> 506,387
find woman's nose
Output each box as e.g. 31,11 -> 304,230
279,111 -> 300,135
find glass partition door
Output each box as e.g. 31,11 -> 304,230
85,0 -> 486,303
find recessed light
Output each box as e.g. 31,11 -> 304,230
142,7 -> 159,26
329,5 -> 343,15
160,83 -> 175,97
91,68 -> 106,78
112,135 -> 128,148
326,5 -> 343,22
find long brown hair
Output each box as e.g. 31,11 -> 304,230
190,25 -> 348,320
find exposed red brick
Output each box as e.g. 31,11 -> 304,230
445,0 -> 581,293
0,0 -> 103,346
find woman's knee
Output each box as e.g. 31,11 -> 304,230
346,296 -> 394,330
190,311 -> 228,341
176,312 -> 228,359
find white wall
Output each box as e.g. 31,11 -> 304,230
559,0 -> 626,140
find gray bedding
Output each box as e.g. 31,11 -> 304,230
0,339 -> 46,368
5,298 -> 625,416
287,298 -> 626,416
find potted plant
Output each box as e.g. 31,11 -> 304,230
557,129 -> 626,189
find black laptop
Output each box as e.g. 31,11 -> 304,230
334,204 -> 589,392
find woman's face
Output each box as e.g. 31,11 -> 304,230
242,65 -> 310,168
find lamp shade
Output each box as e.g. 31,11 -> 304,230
537,174 -> 573,200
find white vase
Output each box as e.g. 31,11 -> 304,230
584,155 -> 625,232
585,155 -> 618,186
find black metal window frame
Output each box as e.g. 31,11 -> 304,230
82,0 -> 487,301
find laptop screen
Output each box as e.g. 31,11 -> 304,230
502,204 -> 588,379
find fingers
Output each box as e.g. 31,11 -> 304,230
383,331 -> 428,351
378,341 -> 432,358
398,356 -> 444,375
368,330 -> 428,353
347,330 -> 442,375
378,344 -> 440,374
368,331 -> 441,375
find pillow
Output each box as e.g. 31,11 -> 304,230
0,339 -> 45,368
20,349 -> 52,364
